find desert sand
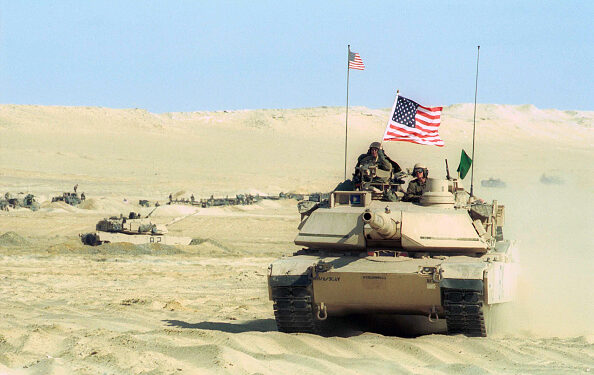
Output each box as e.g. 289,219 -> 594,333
0,104 -> 592,374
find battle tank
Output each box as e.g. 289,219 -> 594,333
267,164 -> 518,337
51,192 -> 81,206
1,193 -> 40,211
80,212 -> 192,246
481,178 -> 506,188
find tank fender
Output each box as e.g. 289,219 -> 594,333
268,274 -> 310,288
438,261 -> 486,280
440,278 -> 483,291
268,257 -> 317,288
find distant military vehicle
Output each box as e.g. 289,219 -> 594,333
540,173 -> 563,185
80,212 -> 192,246
268,166 -> 518,337
307,192 -> 331,203
52,192 -> 81,206
288,193 -> 305,201
1,193 -> 40,211
139,199 -> 150,207
481,178 -> 506,188
21,194 -> 40,211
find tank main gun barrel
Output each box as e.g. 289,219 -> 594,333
362,210 -> 399,238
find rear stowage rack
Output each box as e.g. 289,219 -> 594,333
442,288 -> 486,337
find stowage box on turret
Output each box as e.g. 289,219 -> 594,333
267,174 -> 518,337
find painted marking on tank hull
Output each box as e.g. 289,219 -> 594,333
313,276 -> 341,282
362,275 -> 387,280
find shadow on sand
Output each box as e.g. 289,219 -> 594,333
163,319 -> 277,333
164,314 -> 446,338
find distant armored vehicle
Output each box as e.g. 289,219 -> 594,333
268,168 -> 518,337
21,194 -> 40,211
481,178 -> 506,188
307,192 -> 331,203
539,173 -> 563,185
139,199 -> 150,207
52,192 -> 81,206
1,193 -> 40,211
80,212 -> 192,246
288,193 -> 305,201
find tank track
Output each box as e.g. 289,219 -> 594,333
271,286 -> 321,334
442,288 -> 487,337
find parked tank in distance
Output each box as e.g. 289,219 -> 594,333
540,173 -> 563,185
2,193 -> 40,211
481,178 -> 506,188
80,212 -> 191,246
268,164 -> 518,337
52,192 -> 82,206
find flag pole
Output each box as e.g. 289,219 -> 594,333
344,45 -> 351,180
470,45 -> 480,197
381,90 -> 399,147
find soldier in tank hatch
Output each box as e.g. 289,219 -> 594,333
356,142 -> 392,172
405,163 -> 428,202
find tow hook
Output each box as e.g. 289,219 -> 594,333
428,305 -> 439,322
316,302 -> 328,321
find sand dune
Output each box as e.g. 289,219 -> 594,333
0,104 -> 593,374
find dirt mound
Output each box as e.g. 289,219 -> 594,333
77,197 -> 137,213
0,232 -> 29,246
150,204 -> 198,217
48,240 -> 184,255
87,242 -> 184,255
189,237 -> 230,251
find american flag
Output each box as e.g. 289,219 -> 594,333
348,49 -> 365,70
382,94 -> 444,147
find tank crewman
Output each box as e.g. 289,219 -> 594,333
190,194 -> 195,203
80,192 -> 86,201
356,142 -> 392,172
73,184 -> 78,193
405,163 -> 428,202
168,193 -> 173,203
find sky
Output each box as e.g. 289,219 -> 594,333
0,1 -> 592,113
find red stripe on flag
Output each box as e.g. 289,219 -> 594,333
415,117 -> 440,127
388,123 -> 439,136
416,111 -> 441,120
418,105 -> 443,112
384,136 -> 445,147
384,131 -> 444,144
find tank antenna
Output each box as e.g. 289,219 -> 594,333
344,45 -> 351,180
470,45 -> 480,197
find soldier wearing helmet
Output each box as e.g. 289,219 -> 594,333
356,142 -> 392,172
405,163 -> 428,202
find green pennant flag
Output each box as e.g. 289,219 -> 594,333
457,149 -> 472,179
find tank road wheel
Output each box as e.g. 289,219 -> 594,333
270,286 -> 322,334
442,288 -> 487,337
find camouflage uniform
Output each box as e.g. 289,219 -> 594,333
356,149 -> 392,171
405,178 -> 426,202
